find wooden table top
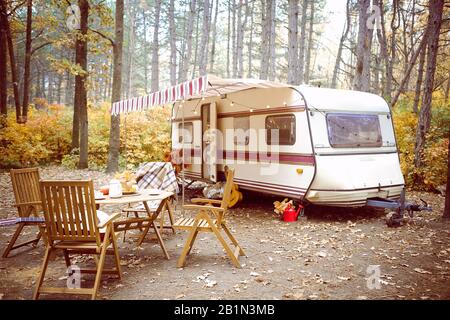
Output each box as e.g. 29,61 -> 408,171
95,189 -> 174,205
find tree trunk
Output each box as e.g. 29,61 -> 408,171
304,0 -> 314,84
179,0 -> 197,82
444,76 -> 450,103
198,0 -> 211,76
298,0 -> 308,84
412,45 -> 426,113
331,0 -> 351,89
0,0 -> 21,122
231,0 -> 237,77
247,0 -> 254,77
169,0 -> 177,85
259,0 -> 269,80
0,1 -> 7,118
209,0 -> 219,73
21,0 -> 32,123
226,0 -> 231,78
192,8 -> 201,78
236,0 -> 248,78
287,0 -> 299,85
353,0 -> 373,92
391,32 -> 429,108
125,2 -> 136,98
268,0 -> 276,81
151,0 -> 161,91
74,0 -> 89,169
106,0 -> 124,174
413,0 -> 444,170
142,12 -> 149,94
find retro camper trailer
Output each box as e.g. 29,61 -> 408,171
171,77 -> 405,207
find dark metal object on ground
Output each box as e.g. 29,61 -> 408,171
366,189 -> 432,227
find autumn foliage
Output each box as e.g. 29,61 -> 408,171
0,100 -> 171,170
393,93 -> 449,191
0,96 -> 448,191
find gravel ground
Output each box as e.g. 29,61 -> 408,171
1,166 -> 450,300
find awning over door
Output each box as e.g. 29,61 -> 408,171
110,75 -> 291,115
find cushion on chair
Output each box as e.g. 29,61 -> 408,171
0,217 -> 45,227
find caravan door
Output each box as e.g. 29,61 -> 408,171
202,102 -> 218,182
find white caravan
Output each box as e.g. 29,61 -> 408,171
171,77 -> 405,207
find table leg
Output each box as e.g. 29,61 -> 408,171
138,200 -> 170,260
152,221 -> 170,260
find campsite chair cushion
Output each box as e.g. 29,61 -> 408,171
34,180 -> 122,300
174,169 -> 245,268
0,217 -> 45,227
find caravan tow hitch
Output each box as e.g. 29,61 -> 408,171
366,190 -> 433,227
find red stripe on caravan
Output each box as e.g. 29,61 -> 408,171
233,177 -> 308,192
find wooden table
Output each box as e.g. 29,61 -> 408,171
96,190 -> 175,260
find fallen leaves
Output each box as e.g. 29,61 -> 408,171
413,268 -> 432,274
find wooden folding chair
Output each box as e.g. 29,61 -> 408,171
33,180 -> 122,300
3,168 -> 44,258
173,169 -> 246,268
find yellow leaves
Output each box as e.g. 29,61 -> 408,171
394,95 -> 449,191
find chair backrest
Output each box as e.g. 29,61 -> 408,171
220,169 -> 235,211
39,180 -> 101,246
10,168 -> 41,217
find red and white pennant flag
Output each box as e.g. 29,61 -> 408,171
111,75 -> 208,115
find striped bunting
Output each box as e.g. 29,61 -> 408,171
111,75 -> 208,115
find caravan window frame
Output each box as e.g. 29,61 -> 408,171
326,113 -> 382,148
178,122 -> 194,144
265,114 -> 296,146
233,116 -> 250,146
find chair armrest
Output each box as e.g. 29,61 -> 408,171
14,201 -> 41,208
191,198 -> 222,205
183,204 -> 225,211
98,212 -> 121,229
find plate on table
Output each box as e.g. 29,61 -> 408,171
123,190 -> 140,196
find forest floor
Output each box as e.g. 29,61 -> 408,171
1,166 -> 450,300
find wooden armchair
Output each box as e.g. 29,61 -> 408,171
173,169 -> 246,268
3,168 -> 44,258
33,180 -> 122,300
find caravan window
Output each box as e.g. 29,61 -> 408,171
178,122 -> 193,144
265,114 -> 296,145
326,113 -> 382,148
234,117 -> 250,145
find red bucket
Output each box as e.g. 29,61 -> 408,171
282,204 -> 301,222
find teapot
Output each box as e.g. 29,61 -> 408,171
109,179 -> 123,198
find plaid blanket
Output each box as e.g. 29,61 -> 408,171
136,162 -> 179,194
0,217 -> 45,227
